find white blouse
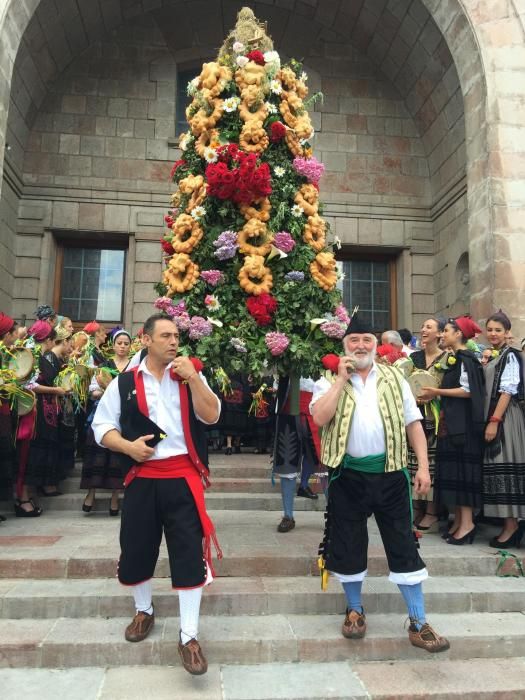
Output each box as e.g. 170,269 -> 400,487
498,353 -> 521,395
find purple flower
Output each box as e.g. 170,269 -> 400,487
274,231 -> 296,253
214,230 -> 238,248
284,271 -> 305,282
334,304 -> 350,325
188,316 -> 213,341
173,312 -> 191,331
214,243 -> 238,261
292,155 -> 325,185
320,320 -> 346,339
200,269 -> 224,286
154,296 -> 174,312
230,337 -> 247,353
265,331 -> 290,356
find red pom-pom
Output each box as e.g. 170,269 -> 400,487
322,354 -> 341,373
376,344 -> 406,365
270,121 -> 287,143
246,50 -> 265,65
83,321 -> 100,335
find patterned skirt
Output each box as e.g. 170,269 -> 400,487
80,426 -> 126,491
407,425 -> 438,502
483,401 -> 525,518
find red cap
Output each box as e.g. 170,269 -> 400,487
28,320 -> 53,341
83,321 -> 100,335
0,312 -> 15,337
454,316 -> 481,340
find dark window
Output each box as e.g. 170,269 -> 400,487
57,246 -> 126,323
337,257 -> 395,332
176,69 -> 199,136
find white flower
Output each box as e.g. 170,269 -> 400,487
179,132 -> 192,151
232,41 -> 245,54
333,235 -> 342,250
236,56 -> 249,68
265,101 -> 277,114
187,77 -> 200,96
291,204 -> 304,218
300,71 -> 308,82
203,147 -> 218,164
191,206 -> 206,220
270,79 -> 282,95
264,50 -> 281,67
224,96 -> 240,113
274,166 -> 285,178
207,317 -> 223,327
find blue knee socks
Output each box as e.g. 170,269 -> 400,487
398,582 -> 426,630
280,477 -> 296,518
342,580 -> 363,613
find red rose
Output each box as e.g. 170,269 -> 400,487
246,294 -> 278,326
164,215 -> 174,227
160,238 -> 174,255
246,50 -> 265,65
270,121 -> 286,142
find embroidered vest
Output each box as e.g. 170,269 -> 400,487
115,369 -> 210,480
320,363 -> 407,472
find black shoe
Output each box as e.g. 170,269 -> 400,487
277,516 -> 295,533
489,523 -> 525,549
14,500 -> 42,517
446,526 -> 477,545
82,497 -> 95,513
225,447 -> 232,456
109,503 -> 120,516
297,486 -> 319,500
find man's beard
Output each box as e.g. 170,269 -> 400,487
345,349 -> 376,369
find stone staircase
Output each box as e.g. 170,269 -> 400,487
1,453 -> 525,699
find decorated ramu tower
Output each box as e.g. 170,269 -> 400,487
154,7 -> 348,383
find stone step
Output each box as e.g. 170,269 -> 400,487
59,476 -> 278,494
0,575 -> 523,619
1,612 -> 524,669
3,658 -> 525,700
11,491 -> 325,512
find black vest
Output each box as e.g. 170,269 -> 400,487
115,370 -> 210,473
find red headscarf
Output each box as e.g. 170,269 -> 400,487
83,321 -> 100,335
28,320 -> 53,341
454,316 -> 481,340
0,312 -> 14,337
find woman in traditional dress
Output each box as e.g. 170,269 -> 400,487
18,321 -> 69,512
80,328 -> 131,516
408,317 -> 448,532
482,311 -> 525,548
419,316 -> 485,544
83,320 -> 108,367
51,327 -> 76,480
0,312 -> 18,521
219,373 -> 250,454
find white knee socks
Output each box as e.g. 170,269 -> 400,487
132,580 -> 153,616
179,586 -> 203,644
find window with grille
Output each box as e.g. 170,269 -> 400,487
176,69 -> 199,137
55,245 -> 126,323
336,257 -> 395,332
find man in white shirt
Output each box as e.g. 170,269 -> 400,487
92,313 -> 220,675
311,313 -> 449,654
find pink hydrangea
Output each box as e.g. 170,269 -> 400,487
274,231 -> 296,253
154,296 -> 173,313
265,331 -> 290,356
173,312 -> 191,331
334,304 -> 350,325
188,316 -> 213,340
320,320 -> 346,339
292,155 -> 325,185
200,269 -> 224,286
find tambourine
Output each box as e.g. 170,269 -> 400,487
96,367 -> 115,390
17,390 -> 36,416
8,348 -> 35,381
57,372 -> 75,392
393,356 -> 414,379
407,370 -> 438,399
72,363 -> 92,382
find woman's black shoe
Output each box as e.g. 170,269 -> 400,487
489,523 -> 525,549
297,486 -> 319,500
225,447 -> 232,456
109,503 -> 120,516
14,500 -> 42,517
446,527 -> 477,545
82,497 -> 95,513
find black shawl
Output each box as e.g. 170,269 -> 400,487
441,349 -> 485,440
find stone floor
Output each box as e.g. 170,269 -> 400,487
0,454 -> 524,698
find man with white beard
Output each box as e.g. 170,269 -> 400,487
310,313 -> 450,653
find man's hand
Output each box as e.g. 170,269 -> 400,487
337,356 -> 355,381
413,467 -> 431,496
172,356 -> 197,381
125,435 -> 155,463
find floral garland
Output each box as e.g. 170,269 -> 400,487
153,13 -> 346,379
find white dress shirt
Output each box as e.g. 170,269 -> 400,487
92,358 -> 220,460
310,363 -> 422,458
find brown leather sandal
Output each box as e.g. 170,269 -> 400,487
178,635 -> 208,675
408,622 -> 450,653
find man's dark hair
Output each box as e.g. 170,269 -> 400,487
398,328 -> 412,345
143,313 -> 175,336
